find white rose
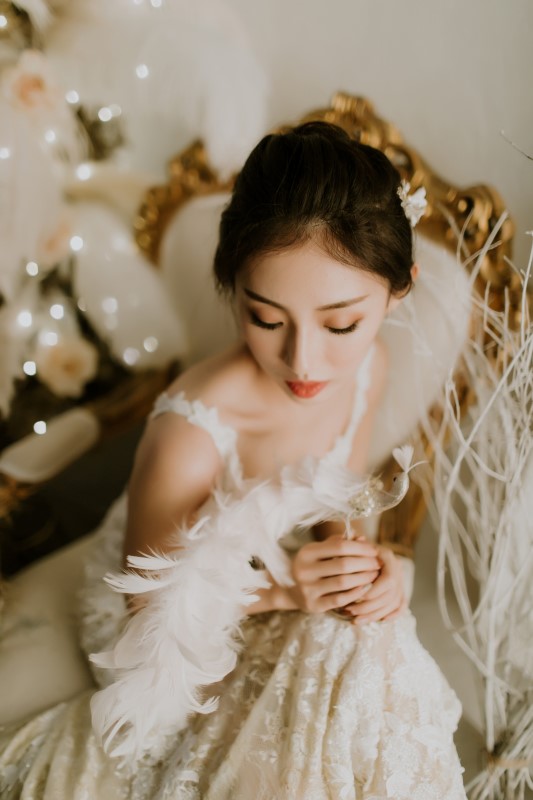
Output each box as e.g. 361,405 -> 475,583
35,336 -> 99,398
2,50 -> 64,114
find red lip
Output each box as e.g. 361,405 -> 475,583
285,381 -> 328,398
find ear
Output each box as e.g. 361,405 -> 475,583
386,263 -> 419,314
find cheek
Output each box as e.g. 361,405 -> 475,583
325,338 -> 364,368
241,323 -> 278,363
325,323 -> 382,369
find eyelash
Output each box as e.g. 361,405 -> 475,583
328,322 -> 360,335
249,312 -> 282,331
249,312 -> 360,335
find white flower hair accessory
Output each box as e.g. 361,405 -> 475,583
397,180 -> 427,227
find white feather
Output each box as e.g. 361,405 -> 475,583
392,444 -> 415,472
90,458 -> 394,765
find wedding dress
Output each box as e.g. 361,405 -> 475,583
0,346 -> 467,799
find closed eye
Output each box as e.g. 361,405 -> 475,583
249,311 -> 283,330
327,322 -> 360,335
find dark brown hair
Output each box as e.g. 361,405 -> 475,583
214,121 -> 414,297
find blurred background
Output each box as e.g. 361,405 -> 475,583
0,0 -> 532,791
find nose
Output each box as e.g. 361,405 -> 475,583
281,324 -> 311,378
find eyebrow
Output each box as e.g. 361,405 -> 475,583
243,288 -> 369,311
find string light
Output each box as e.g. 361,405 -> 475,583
50,303 -> 65,320
70,235 -> 84,252
23,361 -> 37,376
66,90 -> 80,104
123,347 -> 140,366
143,336 -> 159,352
44,130 -> 57,144
0,148 -> 10,160
34,421 -> 47,435
39,330 -> 58,346
0,15 -> 7,28
150,0 -> 163,7
77,298 -> 87,312
76,164 -> 92,181
109,104 -> 122,116
135,64 -> 149,80
98,107 -> 113,122
26,261 -> 39,276
17,310 -> 32,328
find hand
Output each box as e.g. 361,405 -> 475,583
343,545 -> 408,624
287,535 -> 381,614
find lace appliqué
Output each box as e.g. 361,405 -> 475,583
0,344 -> 466,798
151,391 -> 243,487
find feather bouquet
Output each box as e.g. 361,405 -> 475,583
90,445 -> 417,766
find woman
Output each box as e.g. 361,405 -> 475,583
0,122 -> 466,799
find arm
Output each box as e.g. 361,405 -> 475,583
122,412 -> 222,583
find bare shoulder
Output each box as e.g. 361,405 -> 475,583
124,347 -> 254,554
125,345 -> 258,558
125,403 -> 223,559
164,343 -> 260,422
130,345 -> 254,504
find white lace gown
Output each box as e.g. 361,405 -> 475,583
0,348 -> 467,799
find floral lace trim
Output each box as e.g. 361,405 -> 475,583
150,391 -> 243,486
150,342 -> 376,490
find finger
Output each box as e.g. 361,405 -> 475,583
317,581 -> 381,613
341,573 -> 390,603
302,536 -> 379,562
352,597 -> 404,624
341,582 -> 374,606
314,555 -> 382,579
381,599 -> 409,622
349,572 -> 399,602
317,570 -> 380,597
347,591 -> 402,617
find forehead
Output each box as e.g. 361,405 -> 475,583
240,241 -> 389,305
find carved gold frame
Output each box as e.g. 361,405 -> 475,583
134,91 -> 523,558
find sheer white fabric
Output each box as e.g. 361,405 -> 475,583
0,346 -> 467,798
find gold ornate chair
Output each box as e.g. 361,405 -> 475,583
0,92 -> 525,728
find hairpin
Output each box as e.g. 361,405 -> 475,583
397,180 -> 427,227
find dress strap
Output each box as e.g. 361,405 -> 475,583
150,391 -> 243,486
326,343 -> 376,465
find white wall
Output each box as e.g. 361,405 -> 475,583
228,0 -> 533,268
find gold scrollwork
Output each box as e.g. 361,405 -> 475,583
134,140 -> 234,265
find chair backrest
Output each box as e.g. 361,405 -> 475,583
133,92 -> 519,557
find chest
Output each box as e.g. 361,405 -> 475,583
234,395 -> 356,480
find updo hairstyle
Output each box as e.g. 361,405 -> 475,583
213,121 -> 414,298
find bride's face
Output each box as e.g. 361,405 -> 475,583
236,239 -> 407,403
